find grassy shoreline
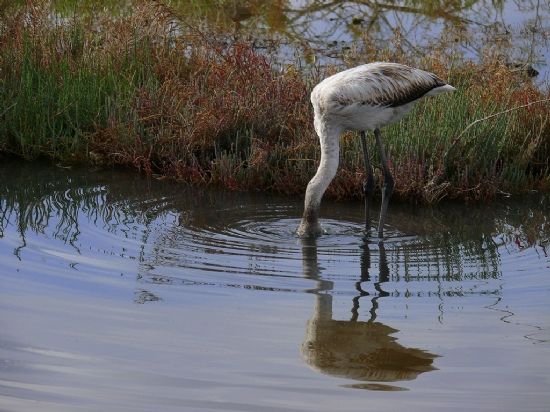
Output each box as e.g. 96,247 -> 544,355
1,1 -> 549,202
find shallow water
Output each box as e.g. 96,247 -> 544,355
0,160 -> 549,411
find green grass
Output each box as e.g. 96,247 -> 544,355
1,0 -> 549,202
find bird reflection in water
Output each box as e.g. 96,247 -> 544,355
300,238 -> 439,390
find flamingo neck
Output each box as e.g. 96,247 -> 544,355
297,119 -> 343,237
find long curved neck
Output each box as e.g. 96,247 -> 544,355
297,118 -> 343,236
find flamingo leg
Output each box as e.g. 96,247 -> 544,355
374,128 -> 394,238
360,131 -> 374,233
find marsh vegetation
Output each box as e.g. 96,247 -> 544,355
1,0 -> 549,202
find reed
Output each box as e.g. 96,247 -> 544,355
1,0 -> 549,202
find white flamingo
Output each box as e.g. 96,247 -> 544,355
296,62 -> 456,238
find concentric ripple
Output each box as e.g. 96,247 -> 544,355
131,196 -> 492,297
137,207 -> 381,292
127,191 -> 547,301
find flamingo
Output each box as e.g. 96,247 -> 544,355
296,62 -> 455,238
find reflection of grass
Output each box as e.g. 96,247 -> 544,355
1,1 -> 549,202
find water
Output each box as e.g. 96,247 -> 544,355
0,160 -> 549,411
280,0 -> 549,67
50,0 -> 550,78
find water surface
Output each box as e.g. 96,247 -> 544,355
48,0 -> 550,77
0,160 -> 549,411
